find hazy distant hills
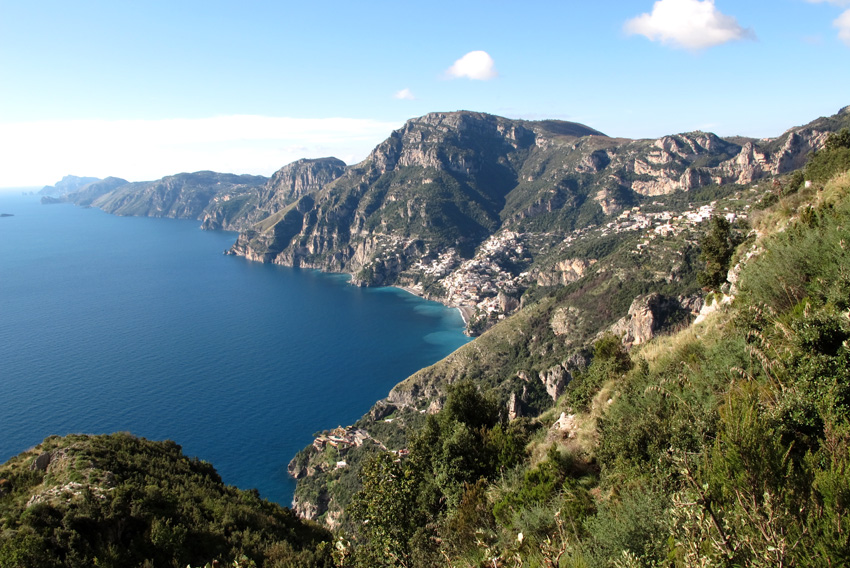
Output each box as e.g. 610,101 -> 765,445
47,171 -> 268,221
39,175 -> 101,197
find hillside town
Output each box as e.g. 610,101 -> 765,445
409,199 -> 750,325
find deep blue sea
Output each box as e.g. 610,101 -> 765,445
0,192 -> 470,505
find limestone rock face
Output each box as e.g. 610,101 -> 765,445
537,353 -> 588,402
539,364 -> 570,401
369,400 -> 397,421
551,306 -> 585,342
293,497 -> 325,521
507,392 -> 522,420
551,412 -> 579,439
610,293 -> 689,346
537,258 -> 594,287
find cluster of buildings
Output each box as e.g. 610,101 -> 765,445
436,232 -> 529,312
406,200 -> 749,324
312,426 -> 371,452
598,202 -> 747,244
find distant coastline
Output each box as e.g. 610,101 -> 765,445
393,283 -> 474,332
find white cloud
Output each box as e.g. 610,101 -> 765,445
394,88 -> 416,100
445,51 -> 498,80
837,9 -> 850,44
0,115 -> 403,187
804,0 -> 850,5
625,0 -> 756,50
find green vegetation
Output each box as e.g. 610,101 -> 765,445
17,110 -> 850,566
0,434 -> 331,568
805,128 -> 850,185
696,215 -> 746,291
294,142 -> 850,566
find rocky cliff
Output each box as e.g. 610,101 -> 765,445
201,157 -> 346,231
228,108 -> 847,333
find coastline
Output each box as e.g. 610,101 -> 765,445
392,283 -> 475,333
225,240 -> 479,336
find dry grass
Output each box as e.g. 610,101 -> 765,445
633,307 -> 729,373
750,171 -> 850,237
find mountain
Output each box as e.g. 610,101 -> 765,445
201,157 -> 346,231
286,119 -> 850,566
229,108 -> 848,333
13,105 -> 850,566
62,176 -> 131,206
53,161 -> 348,233
85,171 -> 268,221
39,175 -> 101,197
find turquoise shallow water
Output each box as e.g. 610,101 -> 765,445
0,192 -> 471,505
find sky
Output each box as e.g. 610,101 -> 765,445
1,0 -> 849,188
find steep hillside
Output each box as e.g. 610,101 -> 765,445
0,433 -> 333,567
229,108 -> 850,334
290,126 -> 850,566
89,171 -> 268,221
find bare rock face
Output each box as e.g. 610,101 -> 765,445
537,353 -> 588,402
427,398 -> 443,414
369,400 -> 397,421
497,291 -> 520,313
678,294 -> 705,317
593,186 -> 624,216
507,387 -> 529,420
551,306 -> 585,341
537,258 -> 594,287
293,497 -> 326,521
263,157 -> 346,207
610,293 -> 688,346
539,364 -> 570,401
551,412 -> 579,439
579,149 -> 611,172
507,392 -> 521,420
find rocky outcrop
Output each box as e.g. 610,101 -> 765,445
539,364 -> 570,401
551,306 -> 586,344
537,354 -> 588,402
507,391 -> 523,420
31,452 -> 52,471
293,495 -> 327,521
536,258 -> 594,287
551,412 -> 579,439
610,293 -> 694,347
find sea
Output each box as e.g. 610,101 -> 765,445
0,191 -> 471,505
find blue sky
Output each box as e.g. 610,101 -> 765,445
1,0 -> 849,187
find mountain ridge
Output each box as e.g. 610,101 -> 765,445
15,105 -> 850,566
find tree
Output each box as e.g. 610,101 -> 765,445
348,453 -> 425,568
698,216 -> 742,292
